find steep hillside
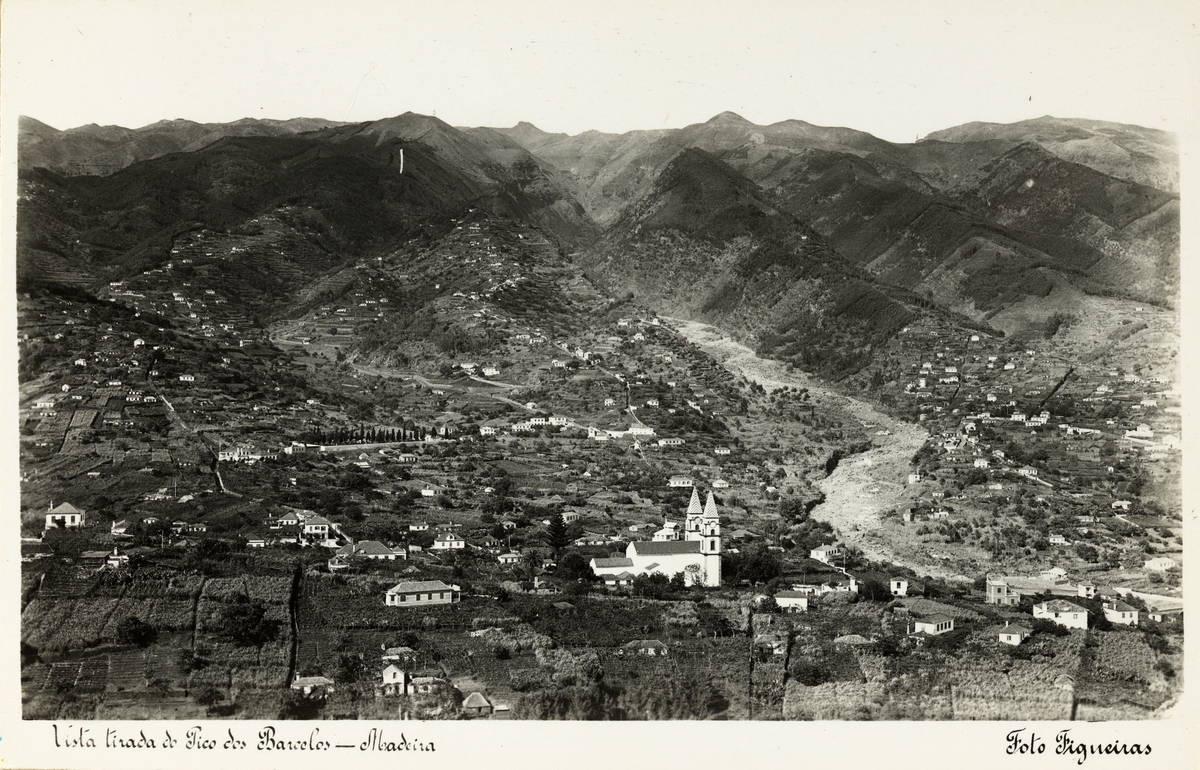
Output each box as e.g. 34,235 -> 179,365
510,112 -> 1179,333
17,132 -> 481,294
582,149 -> 960,379
316,113 -> 597,247
923,115 -> 1178,192
17,113 -> 601,305
953,142 -> 1179,302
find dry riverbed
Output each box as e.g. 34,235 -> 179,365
668,319 -> 958,577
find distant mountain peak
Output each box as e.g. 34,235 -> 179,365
707,111 -> 752,125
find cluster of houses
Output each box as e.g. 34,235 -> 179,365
985,569 -> 1182,630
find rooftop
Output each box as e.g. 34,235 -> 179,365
386,580 -> 458,594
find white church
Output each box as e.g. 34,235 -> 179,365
591,488 -> 722,587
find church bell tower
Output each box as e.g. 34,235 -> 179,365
684,487 -> 703,541
700,491 -> 721,587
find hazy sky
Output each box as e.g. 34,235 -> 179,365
2,0 -> 1197,141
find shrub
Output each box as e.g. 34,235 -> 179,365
219,599 -> 280,647
1031,618 -> 1070,637
789,660 -> 829,686
115,616 -> 157,647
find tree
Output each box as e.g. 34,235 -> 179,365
857,578 -> 892,602
964,468 -> 988,486
789,660 -> 829,686
335,653 -> 367,683
544,512 -> 570,553
779,497 -> 809,523
632,572 -> 671,599
116,616 -> 157,647
192,684 -> 222,708
409,530 -> 435,550
1030,618 -> 1069,637
522,550 -> 542,582
556,553 -> 596,582
219,599 -> 278,647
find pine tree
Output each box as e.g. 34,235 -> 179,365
544,512 -> 570,553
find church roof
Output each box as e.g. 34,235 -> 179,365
703,492 -> 719,518
592,557 -> 634,568
687,488 -> 703,514
630,540 -> 701,556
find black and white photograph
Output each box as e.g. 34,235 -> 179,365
1,0 -> 1196,766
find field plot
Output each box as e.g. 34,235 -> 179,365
949,661 -> 1074,720
45,661 -> 82,690
1088,630 -> 1161,685
106,648 -> 147,692
35,569 -> 98,599
522,596 -> 673,647
75,656 -> 109,692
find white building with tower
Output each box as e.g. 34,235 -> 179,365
592,488 -> 722,587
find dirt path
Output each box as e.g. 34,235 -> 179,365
669,318 -> 940,574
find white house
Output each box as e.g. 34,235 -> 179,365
911,614 -> 954,636
985,576 -> 1022,606
432,532 -> 466,550
45,502 -> 85,530
179,374 -> 195,383
668,476 -> 694,488
498,552 -> 522,565
809,544 -> 843,565
1144,556 -> 1176,572
1033,600 -> 1088,630
889,578 -> 909,597
385,580 -> 460,607
998,623 -> 1031,646
774,591 -> 810,612
1103,601 -> 1139,626
378,664 -> 408,696
303,516 -> 332,538
336,540 -> 403,561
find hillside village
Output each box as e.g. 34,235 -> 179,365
16,110 -> 1183,723
18,214 -> 1183,721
